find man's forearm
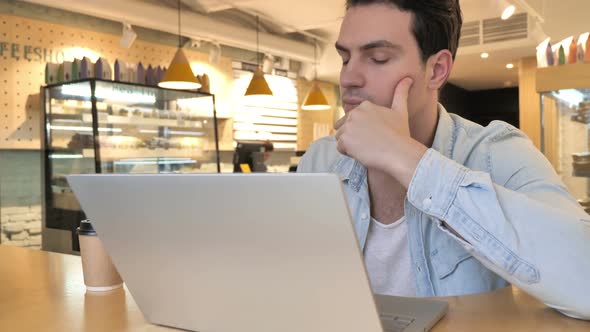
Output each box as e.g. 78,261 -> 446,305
407,149 -> 590,319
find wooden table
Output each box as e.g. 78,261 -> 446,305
0,245 -> 588,331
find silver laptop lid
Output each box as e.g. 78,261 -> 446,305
68,173 -> 384,332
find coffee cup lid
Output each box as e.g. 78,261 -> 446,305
77,219 -> 97,236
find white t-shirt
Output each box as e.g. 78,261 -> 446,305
363,216 -> 417,297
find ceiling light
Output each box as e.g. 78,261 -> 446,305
302,84 -> 330,111
501,5 -> 516,20
158,0 -> 201,90
120,23 -> 137,49
481,52 -> 489,59
244,16 -> 273,98
302,40 -> 330,111
506,63 -> 514,69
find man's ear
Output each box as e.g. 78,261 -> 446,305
425,50 -> 454,90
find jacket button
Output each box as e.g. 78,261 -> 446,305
422,197 -> 432,209
362,213 -> 368,220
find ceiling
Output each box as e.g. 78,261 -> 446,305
147,0 -> 590,91
451,0 -> 590,90
24,0 -> 590,91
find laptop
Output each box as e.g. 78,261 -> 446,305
68,173 -> 447,332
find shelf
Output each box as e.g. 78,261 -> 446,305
49,111 -> 209,129
83,148 -> 206,161
536,63 -> 590,92
44,79 -> 222,246
81,113 -> 206,129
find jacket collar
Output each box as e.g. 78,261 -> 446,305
430,104 -> 456,159
329,155 -> 366,192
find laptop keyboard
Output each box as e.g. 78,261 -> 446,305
379,313 -> 415,332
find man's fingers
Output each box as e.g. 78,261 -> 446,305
334,114 -> 348,130
391,77 -> 413,111
335,127 -> 343,140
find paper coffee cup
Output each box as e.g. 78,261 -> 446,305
77,220 -> 123,292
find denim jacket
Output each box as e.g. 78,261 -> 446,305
297,105 -> 590,319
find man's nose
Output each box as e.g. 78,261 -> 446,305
340,59 -> 365,89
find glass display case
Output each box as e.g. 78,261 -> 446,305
42,78 -> 220,252
537,64 -> 590,214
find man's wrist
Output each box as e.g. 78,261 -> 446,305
383,137 -> 428,189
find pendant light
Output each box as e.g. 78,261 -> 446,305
302,40 -> 330,111
158,0 -> 201,90
244,16 -> 273,98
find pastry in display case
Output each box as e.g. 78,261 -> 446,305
42,78 -> 221,253
537,63 -> 590,214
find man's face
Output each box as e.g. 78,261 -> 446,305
336,4 -> 428,115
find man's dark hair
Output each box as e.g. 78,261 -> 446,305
345,0 -> 462,62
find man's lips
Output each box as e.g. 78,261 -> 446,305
342,97 -> 364,105
342,97 -> 364,112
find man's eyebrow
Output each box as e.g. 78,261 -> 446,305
335,40 -> 401,53
360,40 -> 401,51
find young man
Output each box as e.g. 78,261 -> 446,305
298,0 -> 590,319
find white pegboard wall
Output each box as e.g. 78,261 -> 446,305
1,17 -> 44,149
0,13 -> 234,150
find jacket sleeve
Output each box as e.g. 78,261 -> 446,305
407,131 -> 590,320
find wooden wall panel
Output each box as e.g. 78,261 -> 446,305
542,95 -> 559,170
518,56 -> 541,149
